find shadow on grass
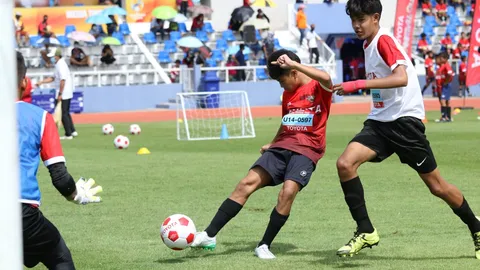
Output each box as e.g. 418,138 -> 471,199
155,241 -> 472,267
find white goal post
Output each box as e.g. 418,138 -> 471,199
176,91 -> 256,141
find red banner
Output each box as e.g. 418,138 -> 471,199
393,0 -> 418,57
467,4 -> 480,87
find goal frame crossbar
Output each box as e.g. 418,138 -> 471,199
176,90 -> 256,141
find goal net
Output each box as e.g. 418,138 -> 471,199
176,91 -> 256,141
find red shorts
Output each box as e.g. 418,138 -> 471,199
459,76 -> 466,85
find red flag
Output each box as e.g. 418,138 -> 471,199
467,4 -> 480,87
393,0 -> 418,57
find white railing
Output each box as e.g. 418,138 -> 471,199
26,63 -> 335,88
287,3 -> 336,77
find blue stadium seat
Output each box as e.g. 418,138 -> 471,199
461,51 -> 468,58
202,22 -> 214,33
423,25 -> 434,36
164,40 -> 177,53
143,32 -> 157,44
195,30 -> 208,42
170,31 -> 181,42
64,25 -> 76,36
211,49 -> 224,62
178,23 -> 187,33
430,0 -> 436,7
222,30 -> 235,42
157,51 -> 172,64
446,6 -> 456,16
425,15 -> 439,27
112,32 -> 125,44
256,68 -> 269,80
258,58 -> 266,65
119,23 -> 130,35
274,38 -> 282,50
256,30 -> 261,41
206,58 -> 217,67
216,39 -> 228,51
29,36 -> 41,48
57,35 -> 70,47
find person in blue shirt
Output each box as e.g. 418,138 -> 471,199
16,51 -> 103,270
234,44 -> 246,81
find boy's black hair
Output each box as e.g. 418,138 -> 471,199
266,49 -> 301,80
17,51 -> 27,88
438,51 -> 449,59
346,0 -> 383,18
461,55 -> 467,60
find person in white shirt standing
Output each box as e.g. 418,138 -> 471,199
332,0 -> 480,259
36,48 -> 78,140
305,24 -> 320,64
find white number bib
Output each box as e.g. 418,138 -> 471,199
282,112 -> 314,132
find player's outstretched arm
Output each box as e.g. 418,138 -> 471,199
41,112 -> 102,204
271,55 -> 332,89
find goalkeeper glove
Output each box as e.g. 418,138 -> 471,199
72,177 -> 103,205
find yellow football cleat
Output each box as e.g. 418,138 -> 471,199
337,228 -> 380,257
474,231 -> 480,260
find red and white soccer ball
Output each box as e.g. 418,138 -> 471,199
129,124 -> 141,135
113,135 -> 129,149
160,214 -> 196,251
102,124 -> 114,135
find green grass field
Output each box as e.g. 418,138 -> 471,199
31,111 -> 480,270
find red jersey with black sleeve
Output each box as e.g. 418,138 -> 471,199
270,80 -> 332,164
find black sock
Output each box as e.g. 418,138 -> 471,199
452,198 -> 480,234
447,106 -> 452,119
441,106 -> 446,118
341,177 -> 374,234
258,208 -> 289,248
205,198 -> 243,237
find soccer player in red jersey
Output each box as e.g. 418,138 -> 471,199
435,53 -> 445,118
422,51 -> 436,96
436,52 -> 454,122
458,55 -> 470,97
191,49 -> 333,259
332,0 -> 480,259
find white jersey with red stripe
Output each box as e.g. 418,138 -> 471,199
363,28 -> 425,122
17,101 -> 65,205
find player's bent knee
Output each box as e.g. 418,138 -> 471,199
279,181 -> 300,202
336,157 -> 355,174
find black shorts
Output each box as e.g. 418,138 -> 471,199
251,147 -> 316,189
350,117 -> 437,174
22,204 -> 75,269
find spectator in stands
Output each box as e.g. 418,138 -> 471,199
452,0 -> 466,12
101,45 -> 116,65
170,60 -> 181,83
180,0 -> 189,16
36,48 -> 77,139
106,15 -> 118,36
305,24 -> 321,64
226,55 -> 238,81
183,50 -> 195,67
458,32 -> 470,51
169,21 -> 179,32
40,44 -> 53,68
422,51 -> 436,96
89,24 -> 106,42
14,12 -> 29,47
422,0 -> 433,16
441,33 -> 454,53
234,44 -> 247,81
70,42 -> 91,67
38,15 -> 55,38
262,31 -> 275,60
452,43 -> 463,59
417,33 -> 431,57
435,0 -> 448,25
256,9 -> 270,23
151,18 -> 165,40
191,14 -> 205,32
296,6 -> 307,46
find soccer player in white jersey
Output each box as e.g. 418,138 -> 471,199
332,0 -> 480,259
